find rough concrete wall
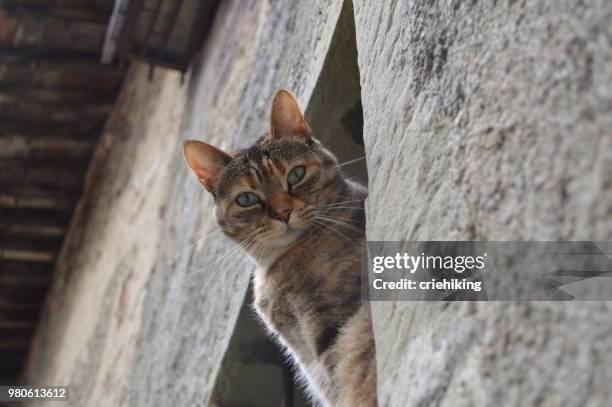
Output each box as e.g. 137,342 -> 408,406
353,0 -> 612,406
23,65 -> 186,407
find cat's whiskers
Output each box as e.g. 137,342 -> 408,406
186,231 -> 258,278
320,206 -> 365,212
226,237 -> 261,273
205,241 -> 247,275
213,236 -> 265,291
311,219 -> 356,246
315,215 -> 364,235
186,222 -> 257,252
332,156 -> 366,169
308,221 -> 331,238
208,239 -> 263,292
244,237 -> 264,261
318,198 -> 366,209
187,227 -> 226,249
251,239 -> 267,264
321,213 -> 366,225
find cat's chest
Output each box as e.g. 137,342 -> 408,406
252,265 -> 303,336
252,267 -> 286,322
251,244 -> 304,321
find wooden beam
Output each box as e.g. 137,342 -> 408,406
0,50 -> 122,73
0,308 -> 40,321
183,0 -> 219,72
0,93 -> 113,124
0,133 -> 95,160
0,260 -> 52,274
141,0 -> 165,56
0,338 -> 34,354
0,85 -> 115,105
0,9 -> 108,54
0,284 -> 49,304
116,0 -> 145,60
1,224 -> 65,240
0,207 -> 69,240
0,120 -> 102,140
147,0 -> 185,76
0,158 -> 87,189
0,60 -> 122,93
0,296 -> 41,310
0,339 -> 28,351
0,250 -> 54,263
0,186 -> 79,210
0,303 -> 41,328
0,321 -> 35,330
0,316 -> 38,328
0,339 -> 29,351
0,236 -> 63,255
0,370 -> 21,385
0,113 -> 107,132
0,46 -> 106,64
2,3 -> 111,24
1,0 -> 113,13
0,270 -> 52,286
0,350 -> 28,368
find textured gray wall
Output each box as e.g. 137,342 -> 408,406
354,0 -> 612,405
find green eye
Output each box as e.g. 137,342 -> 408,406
236,192 -> 260,207
287,165 -> 306,185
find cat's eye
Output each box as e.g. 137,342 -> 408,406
287,165 -> 306,185
236,192 -> 260,207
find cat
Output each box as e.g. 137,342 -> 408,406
183,90 -> 377,407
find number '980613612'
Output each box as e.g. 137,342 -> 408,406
0,386 -> 69,402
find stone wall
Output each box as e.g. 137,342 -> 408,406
354,0 -> 612,406
23,0 -> 612,406
23,65 -> 186,407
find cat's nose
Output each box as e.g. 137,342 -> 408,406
273,207 -> 292,224
268,192 -> 296,224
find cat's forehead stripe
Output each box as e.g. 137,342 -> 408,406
216,140 -> 314,197
274,160 -> 286,175
244,175 -> 256,189
262,158 -> 276,179
250,166 -> 263,183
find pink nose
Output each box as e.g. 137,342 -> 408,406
272,207 -> 292,223
268,193 -> 295,224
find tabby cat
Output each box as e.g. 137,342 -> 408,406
183,90 -> 376,406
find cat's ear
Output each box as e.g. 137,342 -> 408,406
269,89 -> 311,141
183,140 -> 232,192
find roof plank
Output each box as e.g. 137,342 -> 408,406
0,186 -> 80,210
0,158 -> 88,188
0,133 -> 95,160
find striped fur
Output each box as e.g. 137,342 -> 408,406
184,90 -> 376,406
